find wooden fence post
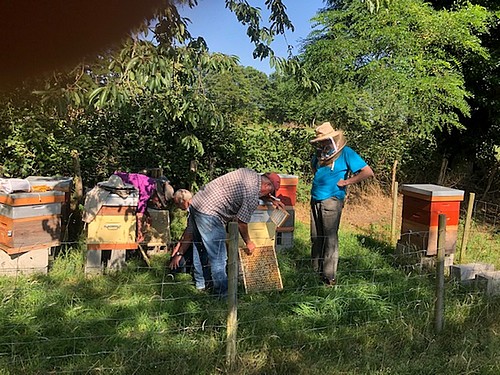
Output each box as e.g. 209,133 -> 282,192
458,192 -> 475,263
391,181 -> 399,247
391,160 -> 398,198
226,222 -> 239,369
434,214 -> 446,334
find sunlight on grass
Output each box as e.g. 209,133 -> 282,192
0,219 -> 499,374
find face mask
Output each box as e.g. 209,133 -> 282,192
317,137 -> 340,168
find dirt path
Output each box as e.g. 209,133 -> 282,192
294,190 -> 399,234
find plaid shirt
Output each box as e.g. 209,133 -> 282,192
191,168 -> 261,224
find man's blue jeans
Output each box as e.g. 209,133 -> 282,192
175,243 -> 206,290
190,208 -> 228,297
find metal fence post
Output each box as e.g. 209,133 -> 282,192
226,222 -> 239,369
434,214 -> 446,333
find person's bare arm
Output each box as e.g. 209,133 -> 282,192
169,229 -> 193,269
337,165 -> 374,187
238,220 -> 256,255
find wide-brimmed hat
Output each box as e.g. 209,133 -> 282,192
156,177 -> 174,208
264,172 -> 281,194
99,174 -> 126,189
310,122 -> 342,143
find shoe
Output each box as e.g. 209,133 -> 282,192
322,277 -> 336,287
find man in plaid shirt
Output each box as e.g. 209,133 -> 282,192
188,168 -> 281,297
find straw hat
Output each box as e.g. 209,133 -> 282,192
311,122 -> 347,165
310,122 -> 342,143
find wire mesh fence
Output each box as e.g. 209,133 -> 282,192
0,196 -> 499,373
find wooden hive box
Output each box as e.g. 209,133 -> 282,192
86,193 -> 138,251
237,205 -> 278,249
27,176 -> 73,229
0,191 -> 63,254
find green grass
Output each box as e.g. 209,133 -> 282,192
0,222 -> 498,374
456,221 -> 500,268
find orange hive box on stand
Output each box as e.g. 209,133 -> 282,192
399,184 -> 464,256
0,190 -> 63,255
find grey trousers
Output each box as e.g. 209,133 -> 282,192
310,197 -> 344,281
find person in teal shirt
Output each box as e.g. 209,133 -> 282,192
310,122 -> 374,286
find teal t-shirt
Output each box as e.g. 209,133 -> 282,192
311,146 -> 367,202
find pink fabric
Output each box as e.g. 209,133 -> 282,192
114,172 -> 156,214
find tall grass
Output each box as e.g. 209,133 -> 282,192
0,221 -> 498,374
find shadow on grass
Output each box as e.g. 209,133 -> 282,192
0,230 -> 499,375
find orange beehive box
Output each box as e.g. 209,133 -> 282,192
0,191 -> 63,254
0,215 -> 61,254
276,174 -> 299,206
400,184 -> 464,255
0,191 -> 65,206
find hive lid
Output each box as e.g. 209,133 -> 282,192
277,174 -> 299,185
269,207 -> 290,227
401,184 -> 464,198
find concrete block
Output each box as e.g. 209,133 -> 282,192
395,240 -> 458,275
450,263 -> 495,283
85,249 -> 127,274
0,247 -> 49,276
275,231 -> 294,251
475,271 -> 500,296
85,250 -> 103,275
420,253 -> 455,271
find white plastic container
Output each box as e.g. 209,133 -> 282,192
0,178 -> 31,194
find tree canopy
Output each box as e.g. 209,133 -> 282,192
0,0 -> 499,202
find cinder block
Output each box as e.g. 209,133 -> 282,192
395,240 -> 457,273
475,271 -> 500,296
0,247 -> 49,276
420,253 -> 455,271
451,263 -> 495,283
275,231 -> 293,251
85,249 -> 128,274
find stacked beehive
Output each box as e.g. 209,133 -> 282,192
398,184 -> 464,264
0,189 -> 64,275
85,192 -> 171,272
86,192 -> 138,273
26,176 -> 73,240
274,174 -> 299,250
